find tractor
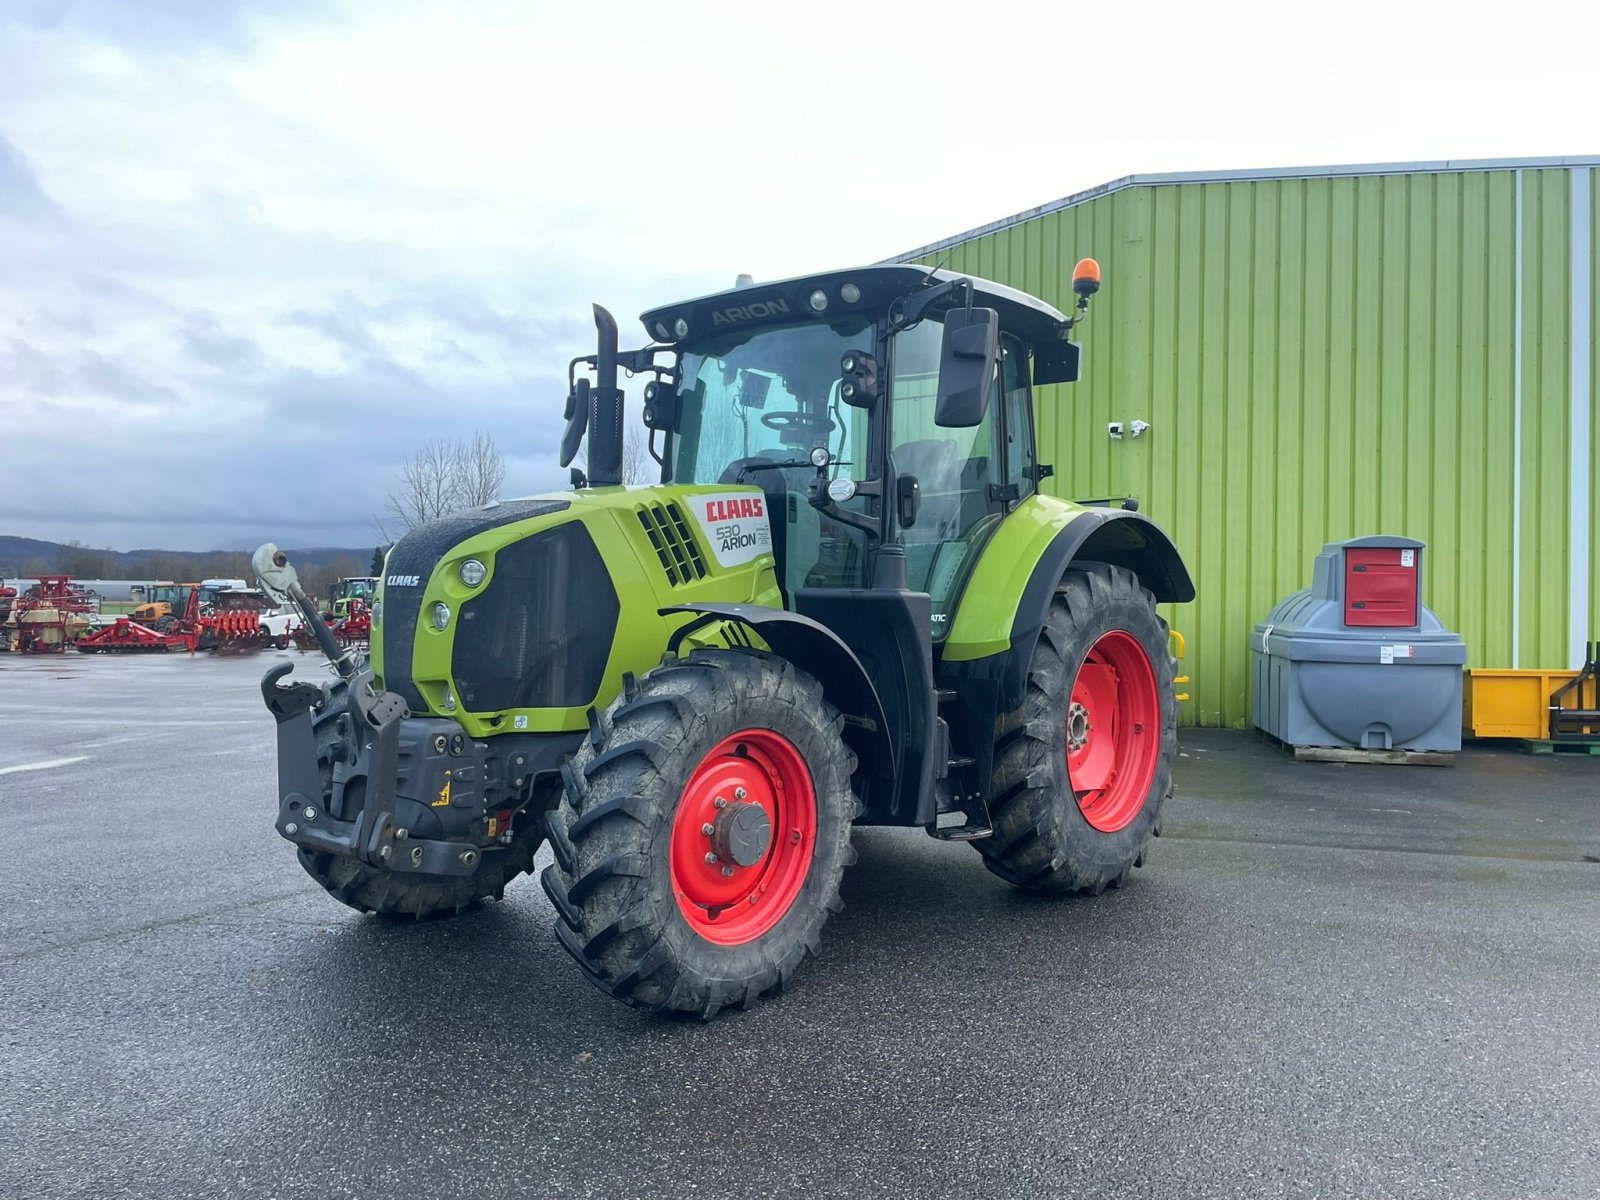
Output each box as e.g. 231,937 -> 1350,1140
130,583 -> 198,632
255,261 -> 1194,1017
321,576 -> 379,623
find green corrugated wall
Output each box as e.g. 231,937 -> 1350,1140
914,163 -> 1598,726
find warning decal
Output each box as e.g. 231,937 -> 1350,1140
692,490 -> 774,568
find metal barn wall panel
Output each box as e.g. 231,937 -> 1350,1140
914,161 -> 1595,726
1591,167 -> 1600,650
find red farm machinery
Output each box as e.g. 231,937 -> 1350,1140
77,583 -> 299,654
77,583 -> 204,653
5,576 -> 98,653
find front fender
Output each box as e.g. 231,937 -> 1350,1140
661,602 -> 894,784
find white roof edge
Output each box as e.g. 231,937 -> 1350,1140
887,154 -> 1600,263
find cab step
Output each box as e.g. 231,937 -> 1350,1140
929,792 -> 993,842
929,817 -> 993,842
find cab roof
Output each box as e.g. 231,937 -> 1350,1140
639,265 -> 1069,348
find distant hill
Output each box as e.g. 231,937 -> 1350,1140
0,535 -> 375,580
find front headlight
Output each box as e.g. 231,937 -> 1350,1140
459,558 -> 487,588
371,598 -> 382,625
431,601 -> 451,630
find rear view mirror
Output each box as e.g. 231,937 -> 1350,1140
560,378 -> 590,467
934,306 -> 999,427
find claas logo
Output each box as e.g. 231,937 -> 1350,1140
705,497 -> 764,522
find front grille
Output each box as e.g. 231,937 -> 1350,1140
378,497 -> 570,710
637,502 -> 708,586
453,523 -> 618,712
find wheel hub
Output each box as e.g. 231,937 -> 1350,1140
1067,701 -> 1091,751
710,801 -> 772,867
669,729 -> 819,945
1067,630 -> 1161,833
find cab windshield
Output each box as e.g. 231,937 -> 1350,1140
669,318 -> 873,485
670,317 -> 875,597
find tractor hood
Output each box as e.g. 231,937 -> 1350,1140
639,265 -> 1071,348
371,485 -> 784,737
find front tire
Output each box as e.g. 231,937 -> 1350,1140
976,563 -> 1177,893
542,650 -> 860,1018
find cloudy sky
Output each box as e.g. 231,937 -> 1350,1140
2,0 -> 1593,551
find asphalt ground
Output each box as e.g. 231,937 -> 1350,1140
2,650 -> 1597,1199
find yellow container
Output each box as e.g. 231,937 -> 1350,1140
1462,669 -> 1581,739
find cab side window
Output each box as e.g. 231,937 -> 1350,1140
890,319 -> 1005,634
1000,334 -> 1035,501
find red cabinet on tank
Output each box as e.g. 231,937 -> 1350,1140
1343,547 -> 1419,627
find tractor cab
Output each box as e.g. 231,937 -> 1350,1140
132,583 -> 197,627
625,266 -> 1086,631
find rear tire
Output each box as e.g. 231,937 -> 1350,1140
975,563 -> 1176,893
296,803 -> 545,919
543,649 -> 860,1018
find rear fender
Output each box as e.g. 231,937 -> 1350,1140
939,502 -> 1192,795
1000,509 -> 1192,709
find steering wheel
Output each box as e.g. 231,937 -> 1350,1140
760,410 -> 835,438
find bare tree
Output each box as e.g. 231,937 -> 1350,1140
622,423 -> 657,485
577,423 -> 656,486
381,432 -> 506,536
456,430 -> 506,507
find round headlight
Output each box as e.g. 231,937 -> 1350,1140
808,446 -> 830,468
371,599 -> 382,625
431,601 -> 451,630
840,282 -> 861,304
808,288 -> 829,313
459,559 -> 487,588
653,321 -> 671,342
441,689 -> 457,712
827,477 -> 857,503
842,353 -> 856,373
673,316 -> 690,339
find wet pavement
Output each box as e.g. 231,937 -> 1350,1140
3,651 -> 1598,1199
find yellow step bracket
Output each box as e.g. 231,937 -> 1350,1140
1169,629 -> 1191,703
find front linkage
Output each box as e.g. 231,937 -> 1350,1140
253,545 -> 559,914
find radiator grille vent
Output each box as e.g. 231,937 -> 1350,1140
637,503 -> 708,585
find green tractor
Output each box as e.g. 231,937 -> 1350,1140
254,260 -> 1193,1017
320,576 -> 379,622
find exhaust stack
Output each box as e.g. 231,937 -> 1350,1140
586,304 -> 624,487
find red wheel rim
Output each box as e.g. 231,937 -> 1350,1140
1067,630 -> 1161,833
669,729 -> 817,945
